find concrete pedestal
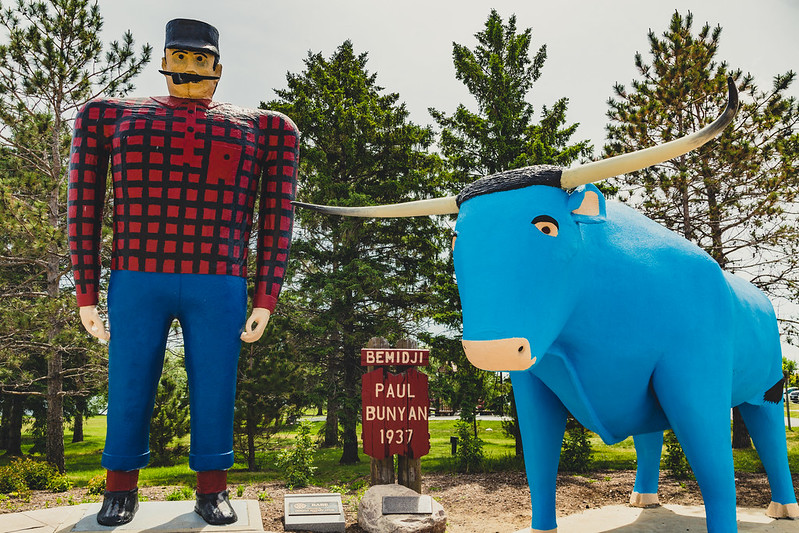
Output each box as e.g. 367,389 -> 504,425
514,504 -> 794,533
0,500 -> 263,533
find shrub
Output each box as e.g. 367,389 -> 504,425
454,420 -> 484,473
86,473 -> 106,495
0,463 -> 26,493
165,485 -> 195,501
276,422 -> 317,488
664,430 -> 693,480
47,474 -> 72,492
560,418 -> 593,472
0,458 -> 68,493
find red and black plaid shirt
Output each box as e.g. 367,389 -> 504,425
67,96 -> 299,311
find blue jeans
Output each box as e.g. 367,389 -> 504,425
102,271 -> 246,472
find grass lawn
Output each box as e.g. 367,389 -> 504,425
4,413 -> 799,491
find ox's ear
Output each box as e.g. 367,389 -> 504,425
568,184 -> 607,224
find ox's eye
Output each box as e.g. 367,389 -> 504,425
532,215 -> 559,237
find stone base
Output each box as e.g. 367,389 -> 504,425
514,504 -> 796,533
358,484 -> 446,533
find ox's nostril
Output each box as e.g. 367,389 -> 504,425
518,345 -> 524,352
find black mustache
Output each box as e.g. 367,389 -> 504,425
159,70 -> 220,84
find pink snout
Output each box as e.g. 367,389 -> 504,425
461,337 -> 535,371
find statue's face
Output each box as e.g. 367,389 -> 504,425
162,47 -> 222,99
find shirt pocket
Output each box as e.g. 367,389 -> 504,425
208,140 -> 242,186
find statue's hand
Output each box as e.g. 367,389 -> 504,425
241,307 -> 271,343
79,305 -> 110,341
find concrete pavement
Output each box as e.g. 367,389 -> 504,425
0,500 -> 262,533
515,505 -> 798,532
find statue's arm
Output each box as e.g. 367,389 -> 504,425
242,113 -> 299,343
68,100 -> 111,337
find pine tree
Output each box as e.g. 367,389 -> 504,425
429,9 -> 591,455
234,302 -> 313,471
266,41 -> 448,464
429,9 -> 591,182
605,11 -> 799,449
149,349 -> 190,467
0,0 -> 150,470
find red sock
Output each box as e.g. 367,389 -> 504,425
197,470 -> 227,494
105,469 -> 139,492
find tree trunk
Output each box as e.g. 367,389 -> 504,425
72,396 -> 86,443
5,395 -> 24,456
72,412 -> 84,443
46,177 -> 65,472
0,396 -> 8,451
509,386 -> 523,456
731,407 -> 752,449
323,387 -> 339,447
339,343 -> 360,464
46,350 -> 65,471
247,410 -> 256,471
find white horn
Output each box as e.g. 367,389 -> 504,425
292,195 -> 459,217
560,77 -> 739,189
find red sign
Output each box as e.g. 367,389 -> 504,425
362,368 -> 430,459
360,348 -> 429,366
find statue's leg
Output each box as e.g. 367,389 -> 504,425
738,400 -> 799,518
511,370 -> 568,533
652,362 -> 737,533
102,271 -> 174,471
179,274 -> 247,473
630,431 -> 663,507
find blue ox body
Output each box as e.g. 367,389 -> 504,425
453,168 -> 795,532
294,79 -> 797,532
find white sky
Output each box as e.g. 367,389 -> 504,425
96,0 -> 799,357
97,0 -> 799,150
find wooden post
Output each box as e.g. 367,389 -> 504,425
367,337 -> 395,485
396,338 -> 422,492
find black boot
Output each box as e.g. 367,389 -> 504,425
97,488 -> 139,526
195,489 -> 238,525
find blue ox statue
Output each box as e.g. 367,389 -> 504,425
296,79 -> 798,532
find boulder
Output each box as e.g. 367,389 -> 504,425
358,484 -> 446,533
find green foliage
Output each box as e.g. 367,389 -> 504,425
266,40 -> 450,464
86,473 -> 105,495
559,418 -> 593,473
46,472 -> 72,492
454,420 -> 484,473
149,349 -> 190,467
276,423 -> 317,488
165,485 -> 195,501
234,310 -> 310,472
663,430 -> 692,480
605,10 -> 799,303
0,457 -> 71,493
430,9 -> 591,182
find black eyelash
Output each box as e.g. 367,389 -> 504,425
532,215 -> 559,229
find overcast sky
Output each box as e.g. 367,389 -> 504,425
93,1 -> 799,351
97,0 -> 799,151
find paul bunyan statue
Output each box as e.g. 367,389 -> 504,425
68,18 -> 298,526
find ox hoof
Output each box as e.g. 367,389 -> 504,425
766,501 -> 799,519
629,492 -> 659,507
